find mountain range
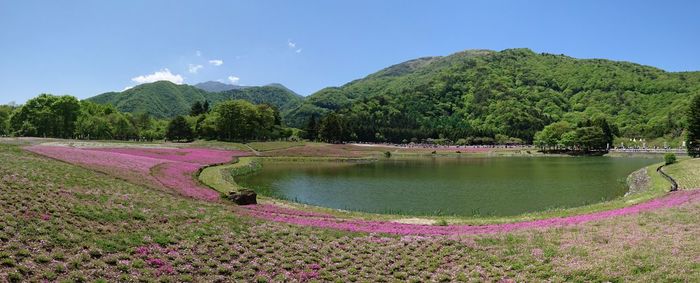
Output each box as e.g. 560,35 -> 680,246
86,48 -> 700,140
283,48 -> 700,140
87,81 -> 302,118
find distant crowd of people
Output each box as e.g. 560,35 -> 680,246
352,142 -> 532,150
611,146 -> 686,153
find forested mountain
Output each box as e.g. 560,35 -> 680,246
87,81 -> 302,119
284,48 -> 700,142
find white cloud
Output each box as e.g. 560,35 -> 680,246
227,75 -> 240,85
131,68 -> 184,85
188,64 -> 204,74
209,59 -> 223,66
196,50 -> 202,57
296,48 -> 302,53
287,40 -> 296,48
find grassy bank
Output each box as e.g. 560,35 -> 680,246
663,158 -> 700,189
198,157 -> 260,194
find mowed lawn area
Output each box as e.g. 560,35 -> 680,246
664,158 -> 700,190
1,142 -> 700,281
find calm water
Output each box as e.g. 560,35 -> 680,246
238,157 -> 659,216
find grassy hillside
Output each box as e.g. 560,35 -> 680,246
284,48 -> 700,142
664,158 -> 700,189
87,81 -> 302,119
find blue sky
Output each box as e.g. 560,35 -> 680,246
1,0 -> 699,104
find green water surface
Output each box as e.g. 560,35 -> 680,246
238,156 -> 659,216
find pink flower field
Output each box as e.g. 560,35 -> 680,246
239,189 -> 700,235
87,147 -> 237,165
26,145 -> 249,201
23,144 -> 700,236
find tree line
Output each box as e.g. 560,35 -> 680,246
1,94 -> 166,140
167,99 -> 295,142
2,91 -> 699,159
533,118 -> 615,153
0,94 -> 297,142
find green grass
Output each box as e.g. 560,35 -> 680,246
245,141 -> 306,152
188,140 -> 248,151
663,158 -> 700,189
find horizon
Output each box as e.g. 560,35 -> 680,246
2,0 -> 700,104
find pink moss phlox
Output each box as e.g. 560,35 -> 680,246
147,257 -> 166,267
26,145 -> 250,201
87,147 -> 246,165
154,161 -> 220,201
135,246 -> 151,256
26,145 -> 162,177
240,190 -> 700,235
155,264 -> 175,276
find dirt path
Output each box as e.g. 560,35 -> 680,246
242,144 -> 261,156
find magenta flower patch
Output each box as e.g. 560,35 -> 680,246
239,190 -> 700,235
24,144 -> 700,236
25,145 -> 249,201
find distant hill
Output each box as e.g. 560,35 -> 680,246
193,81 -> 250,92
87,81 -> 303,119
283,48 -> 700,141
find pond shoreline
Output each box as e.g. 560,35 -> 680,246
233,155 -> 660,218
22,140 -> 690,235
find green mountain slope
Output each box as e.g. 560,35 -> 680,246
87,81 -> 303,119
88,81 -> 209,118
284,48 -> 700,142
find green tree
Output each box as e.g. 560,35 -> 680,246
319,112 -> 346,143
559,131 -> 576,149
213,100 -> 259,141
664,153 -> 677,165
254,104 -> 276,139
75,114 -> 110,140
166,116 -> 193,142
592,117 -> 615,149
0,105 -> 12,136
304,113 -> 319,141
574,126 -> 607,152
202,100 -> 210,113
51,96 -> 81,138
195,113 -> 219,140
190,101 -> 205,116
533,121 -> 572,150
109,113 -> 138,140
687,94 -> 700,157
9,94 -> 80,138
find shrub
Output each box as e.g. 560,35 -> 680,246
35,254 -> 51,264
6,272 -> 22,283
384,151 -> 392,158
664,153 -> 677,165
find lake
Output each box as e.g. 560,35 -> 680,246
238,156 -> 659,216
